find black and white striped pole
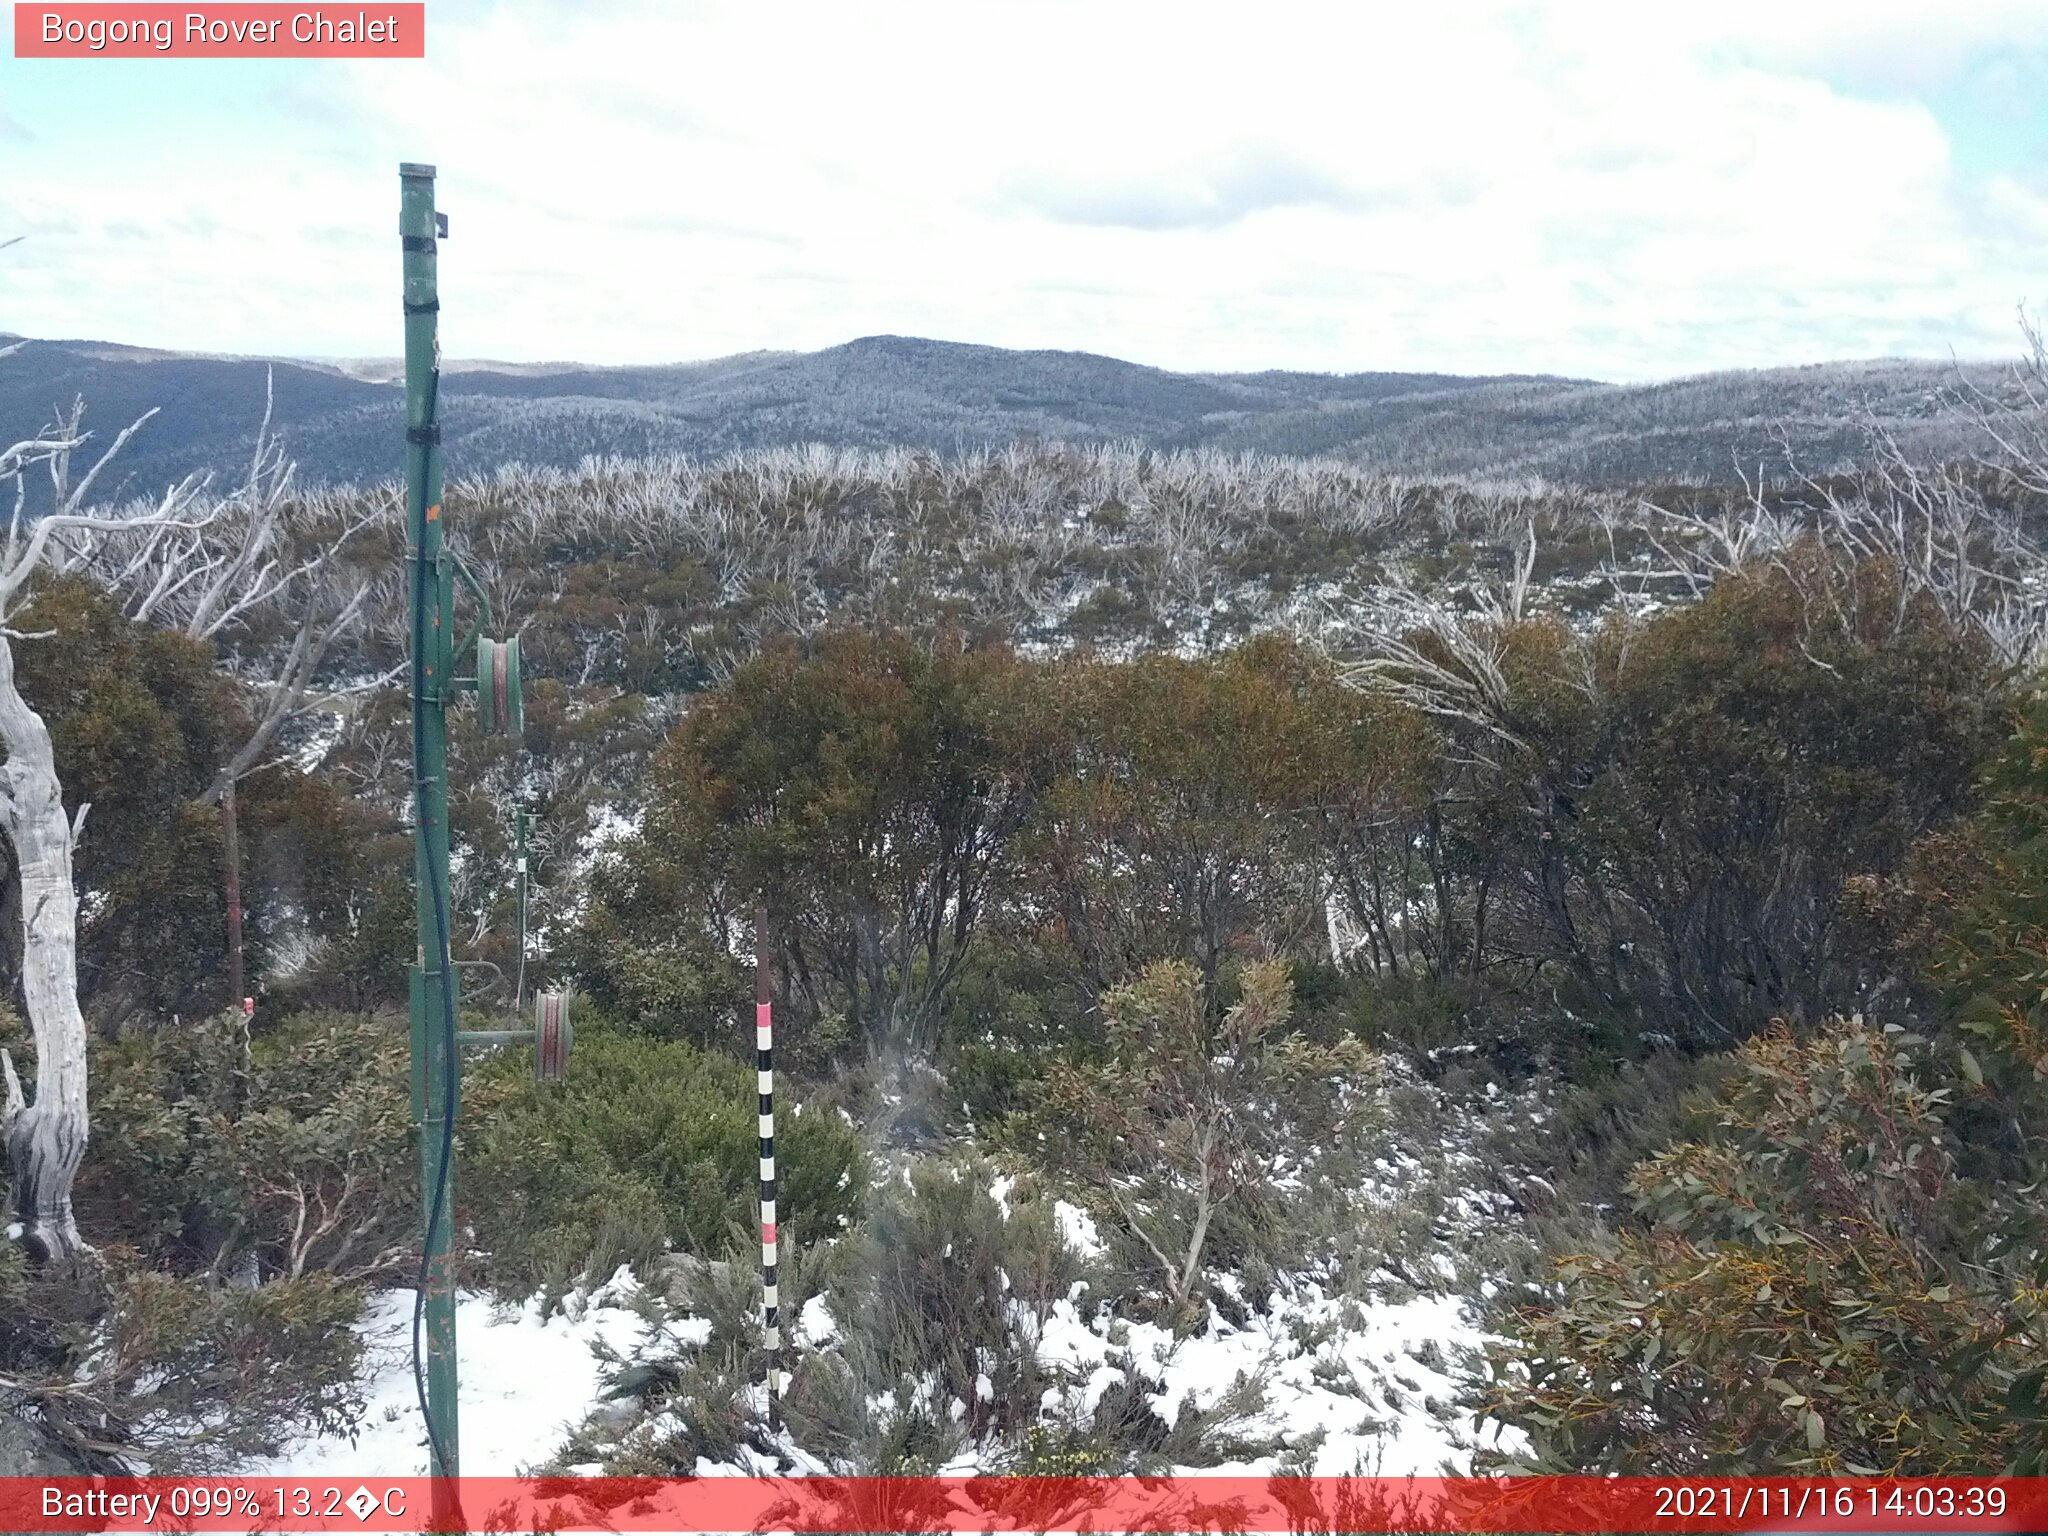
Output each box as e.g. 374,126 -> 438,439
756,908 -> 782,1430
513,807 -> 529,1012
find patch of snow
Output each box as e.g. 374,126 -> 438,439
795,1294 -> 839,1347
292,712 -> 347,774
247,1275 -> 668,1477
579,803 -> 643,858
1053,1200 -> 1104,1259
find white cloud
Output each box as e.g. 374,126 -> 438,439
2,0 -> 2042,378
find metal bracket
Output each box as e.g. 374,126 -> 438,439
442,544 -> 494,686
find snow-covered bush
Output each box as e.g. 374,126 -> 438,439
1028,959 -> 1372,1323
782,1155 -> 1081,1470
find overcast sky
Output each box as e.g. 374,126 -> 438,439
2,0 -> 2046,380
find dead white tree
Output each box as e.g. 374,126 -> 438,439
1338,523 -> 1544,762
0,408 -> 215,1269
1625,399 -> 2048,670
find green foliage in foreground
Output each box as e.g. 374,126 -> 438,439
72,1263 -> 365,1473
557,1152 -> 1275,1479
780,1157 -> 1080,1470
4,1011 -> 382,1472
1484,689 -> 2048,1474
79,1010 -> 414,1284
463,1019 -> 867,1292
0,1247 -> 362,1474
1028,958 -> 1371,1320
1481,1017 -> 2047,1473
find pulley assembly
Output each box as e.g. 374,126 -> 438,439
534,990 -> 572,1081
476,635 -> 522,739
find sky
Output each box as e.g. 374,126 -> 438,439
2,0 -> 2046,382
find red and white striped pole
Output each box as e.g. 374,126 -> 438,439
755,909 -> 781,1430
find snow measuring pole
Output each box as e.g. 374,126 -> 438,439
756,910 -> 782,1430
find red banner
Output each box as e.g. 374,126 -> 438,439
2,1475 -> 2046,1532
13,4 -> 424,57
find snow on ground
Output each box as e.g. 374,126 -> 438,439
250,1269 -> 684,1477
275,1286 -> 1504,1478
252,1261 -> 1514,1479
1052,1199 -> 1103,1259
794,1293 -> 840,1347
252,1077 -> 1528,1481
1032,1281 -> 1514,1475
292,712 -> 349,774
579,802 -> 644,857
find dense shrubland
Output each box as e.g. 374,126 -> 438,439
577,557 -> 2005,1088
5,341 -> 2048,1473
462,1022 -> 868,1295
552,520 -> 2048,1472
0,1007 -> 393,1468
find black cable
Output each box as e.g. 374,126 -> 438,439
408,361 -> 461,1488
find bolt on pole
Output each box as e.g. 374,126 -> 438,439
401,159 -> 464,1531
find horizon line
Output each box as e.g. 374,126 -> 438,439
4,328 -> 2029,392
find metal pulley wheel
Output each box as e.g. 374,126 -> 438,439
535,989 -> 571,1081
477,635 -> 523,739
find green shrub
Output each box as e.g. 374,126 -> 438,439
93,1266 -> 367,1472
943,1040 -> 1044,1130
1025,959 -> 1372,1320
1478,1017 -> 2047,1473
551,908 -> 745,1051
781,1155 -> 1079,1469
0,1011 -> 392,1471
571,1153 -> 1084,1475
78,1010 -> 414,1282
463,1020 -> 866,1291
0,1253 -> 364,1474
548,1234 -> 842,1476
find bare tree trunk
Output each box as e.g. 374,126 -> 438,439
0,636 -> 89,1270
1176,1121 -> 1221,1306
221,783 -> 244,1010
0,841 -> 22,1008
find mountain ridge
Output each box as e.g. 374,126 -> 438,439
0,330 -> 2014,497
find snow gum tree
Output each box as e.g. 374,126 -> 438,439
0,389 -> 214,1270
0,621 -> 90,1268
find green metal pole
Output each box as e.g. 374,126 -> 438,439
401,161 -> 463,1528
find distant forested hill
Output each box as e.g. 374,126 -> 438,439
0,331 -> 2014,498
